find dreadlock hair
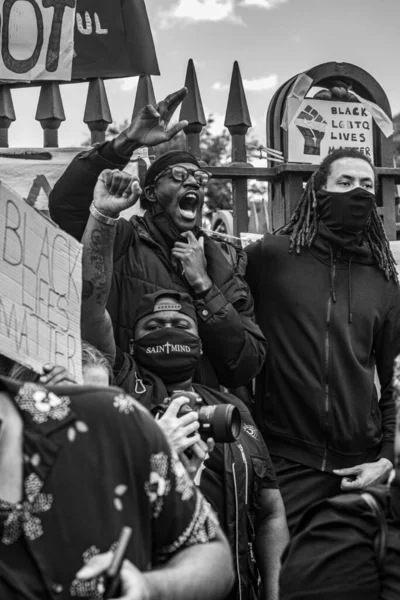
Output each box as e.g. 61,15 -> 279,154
277,148 -> 398,281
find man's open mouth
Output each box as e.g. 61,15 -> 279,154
178,192 -> 199,220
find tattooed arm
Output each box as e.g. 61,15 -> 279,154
81,169 -> 141,364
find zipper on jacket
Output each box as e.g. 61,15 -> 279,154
232,463 -> 243,600
322,258 -> 336,471
237,443 -> 249,505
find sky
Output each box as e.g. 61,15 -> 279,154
7,0 -> 400,148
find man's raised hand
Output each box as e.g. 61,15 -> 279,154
124,87 -> 189,147
93,169 -> 142,218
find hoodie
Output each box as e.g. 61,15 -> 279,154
245,229 -> 400,471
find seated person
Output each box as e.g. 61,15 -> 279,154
80,170 -> 289,600
49,88 -> 267,393
0,374 -> 233,599
279,355 -> 400,600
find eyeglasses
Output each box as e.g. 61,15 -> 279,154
153,165 -> 211,187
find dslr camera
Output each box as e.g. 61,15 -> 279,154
153,391 -> 241,443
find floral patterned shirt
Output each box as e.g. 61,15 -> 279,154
0,377 -> 218,600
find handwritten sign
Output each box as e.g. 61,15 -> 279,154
288,99 -> 374,164
0,0 -> 76,81
0,181 -> 83,381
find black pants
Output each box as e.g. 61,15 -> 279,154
272,455 -> 343,534
279,494 -> 400,600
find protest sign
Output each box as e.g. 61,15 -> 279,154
0,147 -> 146,217
0,0 -> 159,82
72,0 -> 159,80
0,148 -> 81,212
288,99 -> 374,164
0,180 -> 83,381
0,0 -> 76,81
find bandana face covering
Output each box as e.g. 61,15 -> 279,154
133,329 -> 202,384
317,187 -> 375,233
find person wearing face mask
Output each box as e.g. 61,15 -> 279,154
278,354 -> 400,600
79,170 -> 289,600
245,148 -> 400,532
48,87 -> 266,395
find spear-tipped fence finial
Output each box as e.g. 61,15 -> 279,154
35,82 -> 65,147
225,60 -> 252,160
179,59 -> 206,158
83,78 -> 112,145
224,61 -> 252,236
0,86 -> 15,148
132,75 -> 156,120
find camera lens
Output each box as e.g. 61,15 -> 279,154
198,404 -> 241,443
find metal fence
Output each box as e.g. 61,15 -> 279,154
1,58 -> 400,239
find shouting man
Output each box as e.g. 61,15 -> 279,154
49,88 -> 266,392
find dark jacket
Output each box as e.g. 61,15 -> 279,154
245,231 -> 400,471
49,142 -> 267,389
114,350 -> 279,600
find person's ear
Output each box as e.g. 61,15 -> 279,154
144,185 -> 157,203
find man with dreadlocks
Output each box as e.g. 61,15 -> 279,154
245,148 -> 400,532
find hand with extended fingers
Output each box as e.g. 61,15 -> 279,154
333,457 -> 393,491
93,169 -> 142,219
121,87 -> 189,149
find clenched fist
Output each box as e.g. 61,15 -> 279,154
93,169 -> 142,218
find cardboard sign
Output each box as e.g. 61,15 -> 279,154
288,99 -> 374,164
0,0 -> 76,81
0,148 -> 81,212
0,148 -> 146,218
0,181 -> 83,381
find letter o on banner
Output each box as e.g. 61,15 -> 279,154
1,0 -> 44,74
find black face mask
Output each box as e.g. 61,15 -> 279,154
133,329 -> 201,384
317,187 -> 375,233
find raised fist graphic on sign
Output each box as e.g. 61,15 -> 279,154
295,105 -> 327,156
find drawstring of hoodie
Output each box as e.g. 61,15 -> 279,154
329,245 -> 337,303
348,255 -> 353,324
329,245 -> 354,324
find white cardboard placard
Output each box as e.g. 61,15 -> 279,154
0,180 -> 83,381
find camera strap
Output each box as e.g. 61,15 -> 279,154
360,491 -> 388,567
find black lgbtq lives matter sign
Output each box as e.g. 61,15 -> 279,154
0,0 -> 159,81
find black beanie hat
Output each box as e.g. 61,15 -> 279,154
133,290 -> 197,326
144,150 -> 201,188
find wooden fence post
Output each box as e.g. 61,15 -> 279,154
0,86 -> 15,148
180,59 -> 206,159
35,83 -> 65,147
225,61 -> 252,236
83,78 -> 112,145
